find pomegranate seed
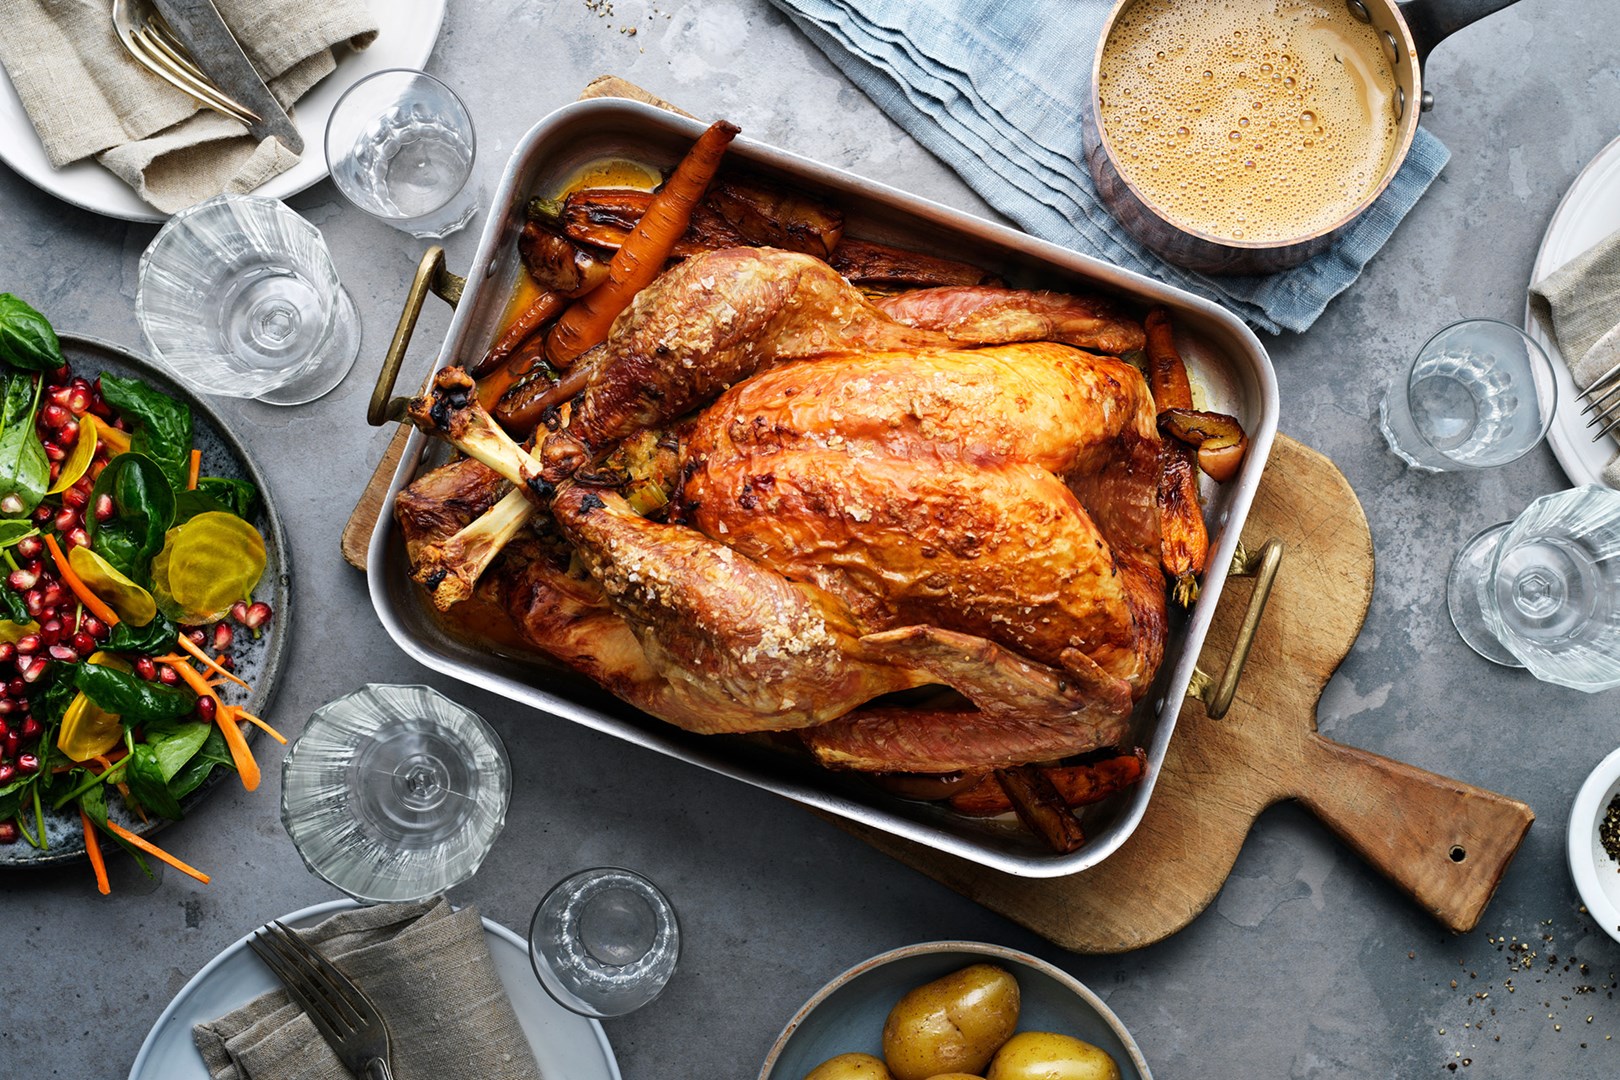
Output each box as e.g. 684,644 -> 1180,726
66,388 -> 90,415
1,734 -> 15,759
186,629 -> 206,647
23,591 -> 43,617
216,654 -> 235,672
18,657 -> 45,682
6,679 -> 23,699
16,753 -> 38,774
70,632 -> 95,655
53,508 -> 77,533
0,763 -> 13,785
195,696 -> 217,723
7,568 -> 36,592
47,644 -> 78,663
230,601 -> 251,624
40,404 -> 69,430
19,716 -> 39,740
0,495 -> 24,516
243,602 -> 273,631
38,618 -> 62,646
134,656 -> 157,681
82,616 -> 108,642
67,527 -> 89,549
59,418 -> 79,445
158,665 -> 179,686
14,635 -> 38,656
13,536 -> 41,561
61,486 -> 88,510
90,399 -> 114,420
40,583 -> 63,609
29,503 -> 51,523
212,623 -> 233,651
0,820 -> 15,844
0,704 -> 12,720
46,386 -> 71,408
70,377 -> 90,394
41,442 -> 65,463
93,494 -> 114,522
88,459 -> 105,480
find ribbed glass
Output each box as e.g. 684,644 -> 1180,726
281,684 -> 511,903
1478,486 -> 1620,692
136,194 -> 353,399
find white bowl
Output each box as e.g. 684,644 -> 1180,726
1567,745 -> 1620,943
757,941 -> 1152,1080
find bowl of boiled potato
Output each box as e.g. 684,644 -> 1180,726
758,942 -> 1151,1080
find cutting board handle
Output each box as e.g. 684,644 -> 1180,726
1297,733 -> 1534,932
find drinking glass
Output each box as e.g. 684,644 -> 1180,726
137,194 -> 360,406
1447,485 -> 1620,690
281,684 -> 511,903
528,867 -> 680,1017
1378,319 -> 1557,472
324,69 -> 481,238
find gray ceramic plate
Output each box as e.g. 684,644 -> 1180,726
0,334 -> 291,868
758,941 -> 1153,1080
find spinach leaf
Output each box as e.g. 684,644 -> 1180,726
0,295 -> 64,373
104,613 -> 177,655
0,373 -> 48,517
195,477 -> 257,519
0,520 -> 36,547
126,743 -> 184,820
98,376 -> 192,492
74,662 -> 195,723
86,452 -> 175,583
36,662 -> 80,727
0,585 -> 29,627
141,719 -> 212,780
0,771 -> 31,820
167,726 -> 233,800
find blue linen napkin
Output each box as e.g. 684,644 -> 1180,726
764,0 -> 1450,334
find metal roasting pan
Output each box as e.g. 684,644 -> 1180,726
366,99 -> 1280,877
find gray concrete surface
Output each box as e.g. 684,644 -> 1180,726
3,1 -> 1620,1077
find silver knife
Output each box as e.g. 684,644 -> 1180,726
148,0 -> 303,154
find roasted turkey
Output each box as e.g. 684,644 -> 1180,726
400,246 -> 1199,775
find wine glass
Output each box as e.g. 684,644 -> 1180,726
136,194 -> 361,406
528,867 -> 680,1017
324,69 -> 482,239
1447,485 -> 1620,690
1379,319 -> 1557,472
280,684 -> 511,902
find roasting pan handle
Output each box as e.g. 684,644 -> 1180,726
368,246 -> 466,426
1186,537 -> 1283,720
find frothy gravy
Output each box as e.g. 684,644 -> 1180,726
1097,0 -> 1401,244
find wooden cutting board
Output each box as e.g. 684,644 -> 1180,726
341,76 -> 1534,950
838,434 -> 1534,950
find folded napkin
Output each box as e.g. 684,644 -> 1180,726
0,0 -> 377,213
1530,228 -> 1620,486
763,0 -> 1451,334
194,899 -> 543,1080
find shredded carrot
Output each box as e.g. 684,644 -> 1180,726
167,660 -> 259,792
104,819 -> 210,884
226,706 -> 287,745
186,449 -> 201,490
544,120 -> 740,366
43,535 -> 119,627
98,425 -> 131,456
53,747 -> 128,775
176,633 -> 250,690
81,808 -> 111,895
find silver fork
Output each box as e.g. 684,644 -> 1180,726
247,921 -> 396,1080
111,0 -> 261,127
1579,357 -> 1620,442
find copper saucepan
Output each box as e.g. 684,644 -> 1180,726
1082,0 -> 1521,276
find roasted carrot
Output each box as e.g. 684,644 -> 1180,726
104,819 -> 210,884
186,449 -> 201,490
167,659 -> 258,792
227,706 -> 287,746
44,535 -> 119,627
476,290 -> 565,377
175,633 -> 250,690
81,807 -> 110,895
544,119 -> 740,367
1144,307 -> 1208,605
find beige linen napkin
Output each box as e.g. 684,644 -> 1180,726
0,0 -> 377,213
193,899 -> 544,1080
1529,228 -> 1620,487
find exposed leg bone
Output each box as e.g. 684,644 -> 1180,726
408,367 -> 554,499
411,488 -> 535,610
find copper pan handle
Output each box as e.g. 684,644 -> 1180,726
1185,537 -> 1283,720
367,247 -> 466,426
1395,0 -> 1520,66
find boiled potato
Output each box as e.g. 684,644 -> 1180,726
986,1031 -> 1121,1080
881,964 -> 1020,1080
922,1074 -> 986,1079
804,1053 -> 896,1080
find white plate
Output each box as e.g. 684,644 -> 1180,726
1525,130 -> 1620,488
1568,745 -> 1620,946
126,899 -> 621,1080
0,0 -> 446,223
